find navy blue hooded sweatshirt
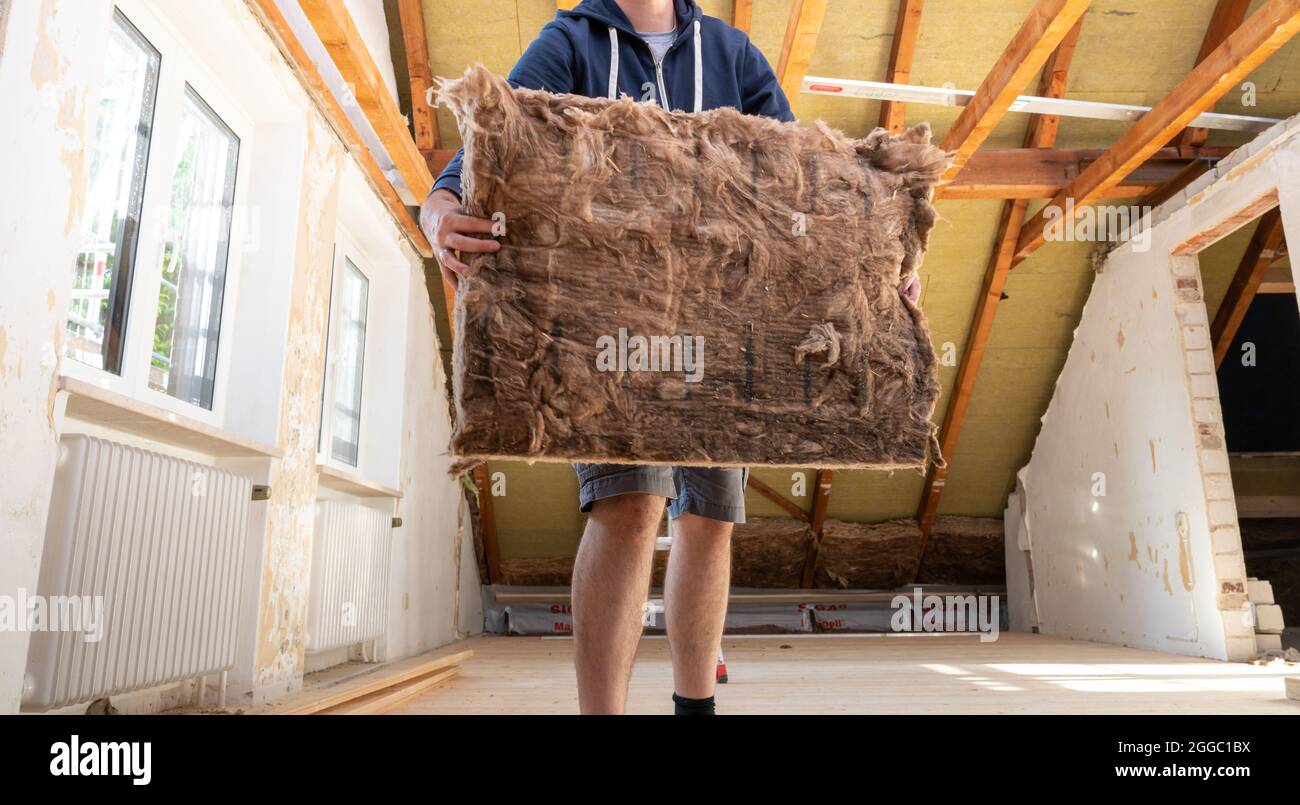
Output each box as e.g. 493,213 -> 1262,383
431,0 -> 795,199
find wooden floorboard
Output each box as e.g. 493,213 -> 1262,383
390,633 -> 1299,715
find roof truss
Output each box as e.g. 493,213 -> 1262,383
1014,0 -> 1300,262
939,0 -> 1093,181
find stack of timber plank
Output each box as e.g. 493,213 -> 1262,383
264,649 -> 472,715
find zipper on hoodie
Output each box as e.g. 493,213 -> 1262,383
651,33 -> 689,110
572,2 -> 695,111
654,56 -> 670,110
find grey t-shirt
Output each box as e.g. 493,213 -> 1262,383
640,30 -> 675,63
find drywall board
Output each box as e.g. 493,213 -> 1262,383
342,0 -> 400,103
825,469 -> 927,521
1003,475 -> 1039,632
423,0 -> 525,148
442,67 -> 948,469
1017,252 -> 1228,657
937,349 -> 1073,515
488,461 -> 585,560
792,0 -> 897,137
1013,113 -> 1300,660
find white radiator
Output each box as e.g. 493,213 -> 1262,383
23,435 -> 251,711
305,501 -> 393,653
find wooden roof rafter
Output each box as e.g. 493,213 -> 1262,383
395,0 -> 440,168
299,0 -> 434,201
732,0 -> 753,34
800,470 -> 834,588
939,0 -> 1093,182
914,16 -> 1085,551
878,0 -> 925,133
1176,0 -> 1252,149
1014,0 -> 1300,263
776,0 -> 830,114
1139,0 -> 1253,207
1210,207 -> 1288,367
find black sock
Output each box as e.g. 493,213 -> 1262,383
672,693 -> 716,716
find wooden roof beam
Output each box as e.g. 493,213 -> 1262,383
878,0 -> 924,133
299,0 -> 434,200
1211,207 -> 1287,367
395,0 -> 440,168
1177,0 -> 1252,148
746,474 -> 811,523
939,0 -> 1092,181
732,0 -> 753,34
915,18 -> 1084,544
800,470 -> 834,588
776,0 -> 830,114
1015,0 -> 1300,262
939,144 -> 1228,199
471,465 -> 502,584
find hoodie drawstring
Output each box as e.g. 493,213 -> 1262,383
606,19 -> 703,111
692,19 -> 702,112
607,27 -> 620,100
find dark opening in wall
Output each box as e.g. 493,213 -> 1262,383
1218,293 -> 1300,452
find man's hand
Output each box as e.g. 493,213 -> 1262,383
419,188 -> 501,290
900,273 -> 921,305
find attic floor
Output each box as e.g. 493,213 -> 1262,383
389,632 -> 1298,715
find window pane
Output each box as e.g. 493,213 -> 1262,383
330,259 -> 369,466
65,11 -> 159,373
150,87 -> 239,409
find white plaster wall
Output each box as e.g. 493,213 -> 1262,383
1017,236 -> 1220,656
0,0 -> 474,712
1011,115 -> 1300,661
385,260 -> 484,658
0,0 -> 113,714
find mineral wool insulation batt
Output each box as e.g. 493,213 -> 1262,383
439,66 -> 951,470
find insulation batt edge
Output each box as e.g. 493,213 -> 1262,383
496,515 -> 1005,588
438,66 -> 951,472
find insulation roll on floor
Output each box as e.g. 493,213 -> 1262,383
439,66 -> 950,469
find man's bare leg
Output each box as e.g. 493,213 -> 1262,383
663,512 -> 733,701
571,493 -> 664,714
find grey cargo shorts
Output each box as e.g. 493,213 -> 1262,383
573,463 -> 750,524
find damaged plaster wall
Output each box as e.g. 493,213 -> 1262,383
251,110 -> 345,702
0,0 -> 475,712
1009,113 -> 1300,661
0,0 -> 111,714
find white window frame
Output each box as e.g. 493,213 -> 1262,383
319,228 -> 373,472
61,0 -> 254,431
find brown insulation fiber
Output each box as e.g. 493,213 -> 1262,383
498,556 -> 575,587
438,66 -> 949,470
500,516 -> 1003,588
728,517 -> 810,587
917,516 -> 1005,584
652,517 -> 809,587
814,519 -> 921,589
